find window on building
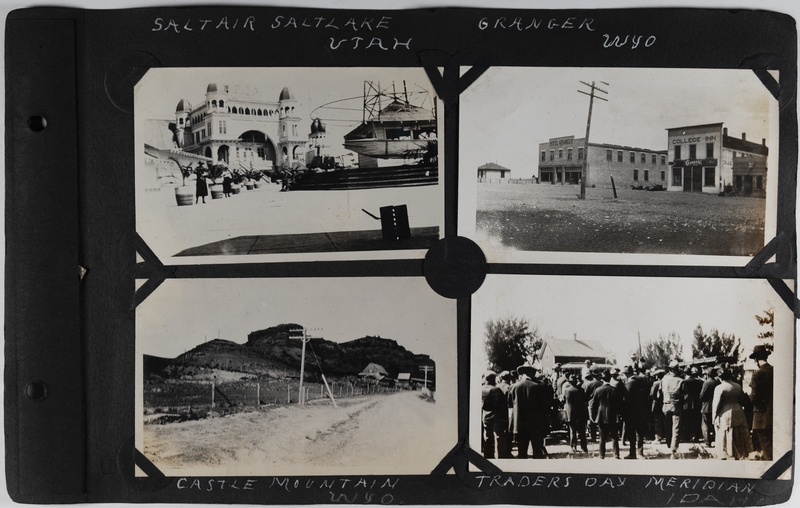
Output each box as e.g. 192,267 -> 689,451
606,149 -> 612,161
735,175 -> 743,189
633,169 -> 639,181
661,170 -> 666,181
704,167 -> 715,186
672,168 -> 682,186
644,169 -> 649,181
661,155 -> 666,165
706,142 -> 714,158
630,152 -> 635,163
689,144 -> 697,159
651,154 -> 656,164
578,147 -> 583,160
567,148 -> 572,160
201,129 -> 205,138
675,145 -> 681,160
207,123 -> 211,136
641,153 -> 646,164
550,150 -> 554,161
541,151 -> 546,162
559,149 -> 563,159
756,175 -> 763,189
219,100 -> 224,107
617,151 -> 623,162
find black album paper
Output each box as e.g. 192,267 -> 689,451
4,4 -> 797,506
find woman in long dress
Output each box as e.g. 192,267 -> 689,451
195,163 -> 208,204
712,367 -> 753,460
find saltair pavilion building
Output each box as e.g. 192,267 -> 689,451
537,136 -> 667,189
666,123 -> 768,196
170,83 -> 329,171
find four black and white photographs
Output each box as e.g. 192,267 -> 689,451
135,67 -> 443,265
132,61 -> 793,491
458,67 -> 779,266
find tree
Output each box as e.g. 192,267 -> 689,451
636,332 -> 684,368
691,325 -> 741,361
484,316 -> 548,373
755,309 -> 775,351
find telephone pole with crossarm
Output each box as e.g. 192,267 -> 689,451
577,80 -> 609,199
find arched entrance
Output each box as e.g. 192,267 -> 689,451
217,145 -> 230,164
238,130 -> 277,168
204,146 -> 212,159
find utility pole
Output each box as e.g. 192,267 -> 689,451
577,80 -> 609,199
420,366 -> 434,388
289,326 -> 323,406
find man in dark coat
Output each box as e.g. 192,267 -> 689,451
699,367 -> 720,447
749,345 -> 773,460
589,370 -> 625,459
623,365 -> 649,459
507,364 -> 551,458
661,361 -> 685,458
481,372 -> 508,459
562,374 -> 589,454
496,371 -> 514,458
681,366 -> 704,443
582,369 -> 603,442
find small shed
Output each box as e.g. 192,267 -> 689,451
538,337 -> 609,375
477,162 -> 512,179
397,372 -> 411,389
359,362 -> 389,380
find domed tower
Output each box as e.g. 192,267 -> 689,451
174,99 -> 192,148
205,83 -> 225,112
278,86 -> 304,166
308,118 -> 329,158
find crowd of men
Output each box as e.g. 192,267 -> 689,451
481,345 -> 773,460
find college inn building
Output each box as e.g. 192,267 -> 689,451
537,123 -> 768,197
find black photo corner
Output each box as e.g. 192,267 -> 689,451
3,1 -> 800,506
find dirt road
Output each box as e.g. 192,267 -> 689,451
476,183 -> 765,255
143,391 -> 451,476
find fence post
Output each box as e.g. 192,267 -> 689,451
211,380 -> 215,418
287,384 -> 290,404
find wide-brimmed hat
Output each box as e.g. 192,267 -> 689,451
749,344 -> 771,360
516,364 -> 537,377
499,370 -> 512,381
668,360 -> 680,370
484,371 -> 497,383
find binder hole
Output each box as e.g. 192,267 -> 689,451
25,382 -> 47,400
27,116 -> 47,132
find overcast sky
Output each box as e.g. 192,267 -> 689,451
136,67 -> 436,158
137,277 -> 456,364
472,274 -> 790,367
460,67 -> 774,176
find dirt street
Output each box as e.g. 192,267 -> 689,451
476,183 -> 765,256
143,390 -> 448,476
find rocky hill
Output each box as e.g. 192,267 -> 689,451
143,323 -> 435,384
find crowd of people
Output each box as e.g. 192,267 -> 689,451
481,345 -> 773,460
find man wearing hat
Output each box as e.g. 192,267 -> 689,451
481,371 -> 509,459
661,360 -> 685,458
699,367 -> 720,447
582,369 -> 603,442
681,366 -> 703,443
589,369 -> 625,459
749,345 -> 773,460
650,369 -> 666,444
507,364 -> 551,459
623,365 -> 648,459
